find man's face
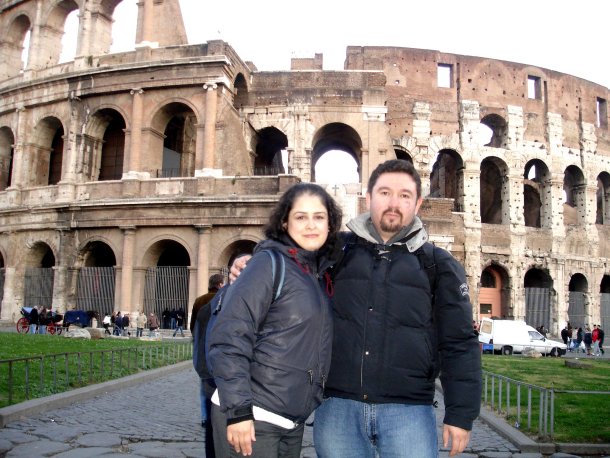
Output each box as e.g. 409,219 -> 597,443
366,172 -> 423,242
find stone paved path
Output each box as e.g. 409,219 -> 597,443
0,365 -> 538,457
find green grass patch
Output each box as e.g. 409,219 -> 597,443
0,333 -> 192,408
482,355 -> 610,443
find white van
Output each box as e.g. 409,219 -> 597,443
478,318 -> 567,356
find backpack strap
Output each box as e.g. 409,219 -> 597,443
262,249 -> 285,302
414,242 -> 437,303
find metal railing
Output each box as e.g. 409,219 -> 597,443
0,342 -> 192,408
482,370 -> 610,439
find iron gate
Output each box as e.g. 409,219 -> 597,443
568,291 -> 587,329
75,267 -> 116,318
0,268 -> 4,313
143,266 -> 189,329
24,267 -> 54,309
601,293 -> 610,331
525,287 -> 550,329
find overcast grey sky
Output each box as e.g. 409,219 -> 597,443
178,0 -> 609,88
101,0 -> 610,88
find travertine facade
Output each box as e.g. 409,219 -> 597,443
0,0 -> 609,334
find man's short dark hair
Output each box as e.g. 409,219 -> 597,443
367,159 -> 422,199
208,273 -> 225,290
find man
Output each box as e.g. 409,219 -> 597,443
173,310 -> 185,337
190,273 -> 225,334
232,159 -> 481,457
315,159 -> 481,457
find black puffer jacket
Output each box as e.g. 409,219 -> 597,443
208,239 -> 334,424
325,214 -> 481,431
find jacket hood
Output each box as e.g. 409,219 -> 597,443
346,213 -> 428,252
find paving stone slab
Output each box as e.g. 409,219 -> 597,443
0,429 -> 38,445
74,432 -> 122,447
6,438 -> 72,457
52,446 -> 117,458
31,423 -> 81,442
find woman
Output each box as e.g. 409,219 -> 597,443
208,182 -> 342,457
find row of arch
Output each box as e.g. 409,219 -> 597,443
2,0 -> 135,80
2,236 -> 608,332
0,236 -> 256,321
479,264 -> 610,331
2,104 -> 610,227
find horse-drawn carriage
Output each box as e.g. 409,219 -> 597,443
16,307 -> 63,334
16,307 -> 99,334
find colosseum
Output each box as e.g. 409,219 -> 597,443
1,0 -> 609,336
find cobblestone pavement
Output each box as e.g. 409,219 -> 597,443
0,363 -> 583,458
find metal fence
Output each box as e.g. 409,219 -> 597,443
24,267 -> 54,309
75,267 -> 116,318
0,341 -> 192,408
524,287 -> 550,331
143,266 -> 189,327
482,370 -> 610,439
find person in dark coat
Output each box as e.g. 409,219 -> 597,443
209,183 -> 342,457
28,306 -> 39,335
190,273 -> 225,334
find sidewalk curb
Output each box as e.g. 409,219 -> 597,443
0,360 -> 193,428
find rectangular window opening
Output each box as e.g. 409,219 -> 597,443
527,75 -> 542,100
480,303 -> 492,315
597,97 -> 608,128
437,64 -> 452,88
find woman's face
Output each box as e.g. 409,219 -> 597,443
284,193 -> 329,251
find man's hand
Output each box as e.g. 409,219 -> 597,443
227,420 -> 256,456
443,424 -> 471,456
229,255 -> 251,284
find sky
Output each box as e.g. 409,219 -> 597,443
60,0 -> 610,183
148,0 -> 610,88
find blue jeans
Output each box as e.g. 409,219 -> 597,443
314,397 -> 438,458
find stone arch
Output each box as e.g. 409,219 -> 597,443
141,238 -> 191,325
253,126 -> 288,175
596,171 -> 610,225
394,147 -> 412,163
84,108 -> 126,181
478,263 -> 511,319
76,240 -> 117,267
150,101 -> 198,178
23,241 -> 56,309
30,116 -> 65,186
480,156 -> 509,224
218,239 -> 257,276
73,240 -> 117,316
563,165 -> 587,226
524,267 -> 553,330
480,114 -> 507,148
233,73 -> 249,109
568,273 -> 589,329
430,148 -> 464,211
311,123 -> 362,183
39,0 -> 80,68
1,13 -> 31,78
141,238 -> 192,268
523,159 -> 551,228
0,127 -> 15,190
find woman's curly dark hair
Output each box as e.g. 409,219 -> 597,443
264,183 -> 343,246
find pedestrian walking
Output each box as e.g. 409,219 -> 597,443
173,310 -> 185,337
136,312 -> 147,337
148,312 -> 159,337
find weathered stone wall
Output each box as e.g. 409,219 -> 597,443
0,0 -> 609,334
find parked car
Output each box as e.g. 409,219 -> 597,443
478,318 -> 567,356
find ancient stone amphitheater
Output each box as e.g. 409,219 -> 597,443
1,0 -> 608,335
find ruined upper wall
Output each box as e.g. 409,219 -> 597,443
345,46 -> 610,153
